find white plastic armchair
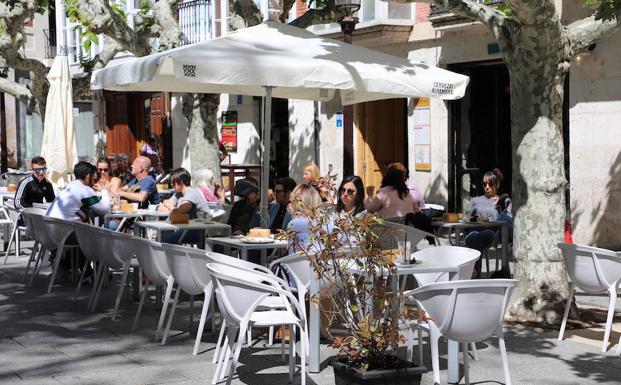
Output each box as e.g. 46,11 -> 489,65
206,262 -> 307,385
377,220 -> 440,251
557,243 -> 621,353
19,208 -> 47,281
40,217 -> 78,293
2,204 -> 22,264
160,242 -> 215,355
130,237 -> 174,340
407,279 -> 517,385
72,221 -> 109,308
411,246 -> 480,286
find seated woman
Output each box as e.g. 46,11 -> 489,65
302,162 -> 334,204
228,178 -> 259,235
158,168 -> 212,244
93,157 -> 122,195
334,175 -> 366,219
465,168 -> 513,278
287,184 -> 333,252
193,168 -> 226,204
364,167 -> 418,219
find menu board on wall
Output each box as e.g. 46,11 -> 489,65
413,98 -> 431,171
221,111 -> 238,153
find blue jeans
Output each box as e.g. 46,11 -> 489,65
465,230 -> 497,278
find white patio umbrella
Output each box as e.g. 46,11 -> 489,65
41,55 -> 77,188
91,21 -> 469,225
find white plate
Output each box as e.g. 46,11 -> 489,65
240,237 -> 274,244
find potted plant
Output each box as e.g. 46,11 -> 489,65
282,190 -> 427,385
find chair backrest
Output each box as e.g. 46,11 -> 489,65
72,221 -> 107,263
385,216 -> 406,225
206,262 -> 292,326
208,203 -> 232,223
105,230 -> 137,268
271,252 -> 311,292
411,246 -> 480,286
206,250 -> 274,276
161,243 -> 212,295
20,208 -> 47,238
409,279 -> 517,343
132,237 -> 171,286
381,221 -> 439,251
558,243 -> 621,293
5,205 -> 21,224
43,217 -> 76,244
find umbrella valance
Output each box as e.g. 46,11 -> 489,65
91,21 -> 468,104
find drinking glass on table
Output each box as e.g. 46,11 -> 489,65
397,241 -> 411,264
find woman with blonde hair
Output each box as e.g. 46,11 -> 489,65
287,184 -> 332,251
302,162 -> 334,204
193,168 -> 225,203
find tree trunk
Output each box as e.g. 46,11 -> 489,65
183,93 -> 222,182
506,38 -> 569,323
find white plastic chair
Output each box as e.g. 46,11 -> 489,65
557,243 -> 621,353
130,237 -> 175,340
19,208 -> 47,281
407,279 -> 518,385
208,203 -> 232,223
72,222 -> 109,308
377,221 -> 440,251
160,242 -> 216,355
1,203 -> 18,263
206,262 -> 307,385
40,217 -> 78,293
405,246 -> 480,364
90,229 -> 137,320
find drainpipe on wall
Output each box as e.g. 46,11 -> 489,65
313,101 -> 320,167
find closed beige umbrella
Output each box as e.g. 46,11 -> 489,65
41,55 -> 77,188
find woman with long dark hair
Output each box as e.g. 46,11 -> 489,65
335,175 -> 366,218
364,167 -> 418,219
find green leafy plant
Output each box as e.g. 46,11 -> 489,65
281,192 -> 424,371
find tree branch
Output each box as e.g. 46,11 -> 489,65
73,40 -> 123,99
430,0 -> 507,32
565,12 -> 619,54
231,0 -> 263,27
0,77 -> 32,105
152,0 -> 182,49
289,7 -> 339,29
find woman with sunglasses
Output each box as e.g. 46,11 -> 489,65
335,176 -> 366,219
93,157 -> 122,195
464,168 -> 513,278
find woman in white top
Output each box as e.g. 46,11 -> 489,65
364,167 -> 418,219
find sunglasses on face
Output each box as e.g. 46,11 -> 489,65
33,167 -> 47,173
340,188 -> 356,196
97,168 -> 109,172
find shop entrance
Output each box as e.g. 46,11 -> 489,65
447,61 -> 511,212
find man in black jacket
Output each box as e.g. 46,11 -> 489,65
14,156 -> 56,210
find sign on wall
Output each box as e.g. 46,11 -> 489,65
413,97 -> 431,171
221,111 -> 238,153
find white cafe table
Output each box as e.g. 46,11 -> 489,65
104,209 -> 170,231
205,236 -> 288,263
308,258 -> 462,383
133,220 -> 231,249
432,219 -> 510,275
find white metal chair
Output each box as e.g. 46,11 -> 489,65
407,279 -> 517,385
160,242 -> 216,355
557,243 -> 621,353
206,262 -> 307,385
130,237 -> 175,340
405,246 -> 480,364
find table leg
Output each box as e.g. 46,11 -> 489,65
199,230 -> 206,250
447,339 -> 460,383
309,267 -> 320,373
501,222 -> 510,275
241,249 -> 248,261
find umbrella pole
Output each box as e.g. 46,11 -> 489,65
260,86 -> 273,228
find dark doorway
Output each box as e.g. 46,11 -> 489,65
447,61 -> 511,212
270,98 -> 290,183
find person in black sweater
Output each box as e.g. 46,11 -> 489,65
14,156 -> 55,210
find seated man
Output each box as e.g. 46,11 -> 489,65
118,156 -> 160,208
14,156 -> 55,210
250,177 -> 296,233
158,168 -> 212,244
47,161 -> 112,222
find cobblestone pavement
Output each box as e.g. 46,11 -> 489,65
1,242 -> 621,385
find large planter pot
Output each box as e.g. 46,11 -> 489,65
332,357 -> 426,385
